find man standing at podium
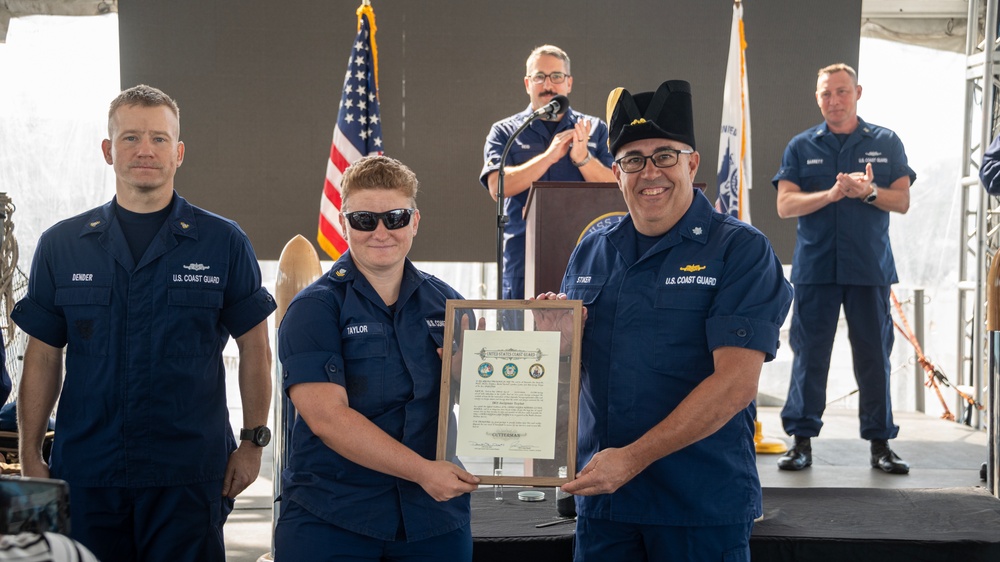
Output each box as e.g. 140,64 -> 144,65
480,45 -> 614,302
547,80 -> 791,561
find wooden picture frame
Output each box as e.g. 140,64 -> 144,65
436,299 -> 583,486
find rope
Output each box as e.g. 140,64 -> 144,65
0,194 -> 19,344
889,289 -> 984,421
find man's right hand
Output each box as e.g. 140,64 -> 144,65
544,130 -> 576,163
826,183 -> 846,203
532,292 -> 587,356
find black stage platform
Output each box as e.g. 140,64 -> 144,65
471,486 -> 1000,562
753,487 -> 1000,561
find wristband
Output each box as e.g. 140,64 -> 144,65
863,184 -> 878,204
572,153 -> 592,167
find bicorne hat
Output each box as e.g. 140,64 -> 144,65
606,80 -> 696,156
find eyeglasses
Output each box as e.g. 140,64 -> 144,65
343,208 -> 415,231
615,148 -> 694,174
527,71 -> 569,85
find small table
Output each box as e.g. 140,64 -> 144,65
471,487 -> 574,562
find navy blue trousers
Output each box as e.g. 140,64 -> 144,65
274,499 -> 472,562
69,481 -> 233,562
574,516 -> 752,562
781,283 -> 899,440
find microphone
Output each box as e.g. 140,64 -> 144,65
530,95 -> 569,120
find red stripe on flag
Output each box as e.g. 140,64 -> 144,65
317,3 -> 382,259
329,145 -> 350,175
318,217 -> 348,255
323,178 -> 343,208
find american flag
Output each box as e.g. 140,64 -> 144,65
318,2 -> 383,259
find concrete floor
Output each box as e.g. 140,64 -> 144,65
755,406 -> 989,490
222,404 -> 991,561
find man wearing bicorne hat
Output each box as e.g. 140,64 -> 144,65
536,80 -> 791,561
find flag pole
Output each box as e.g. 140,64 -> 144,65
720,0 -> 783,454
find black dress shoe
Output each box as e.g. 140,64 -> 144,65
870,440 -> 909,474
777,437 -> 811,471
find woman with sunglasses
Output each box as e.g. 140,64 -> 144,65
274,155 -> 481,561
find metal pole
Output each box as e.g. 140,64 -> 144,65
990,330 -> 998,496
913,289 -> 925,413
986,188 -> 1000,498
975,0 -> 999,430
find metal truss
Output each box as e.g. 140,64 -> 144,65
958,0 -> 999,430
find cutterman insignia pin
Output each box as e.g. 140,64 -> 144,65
680,264 -> 706,272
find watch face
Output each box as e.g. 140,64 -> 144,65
254,426 -> 272,447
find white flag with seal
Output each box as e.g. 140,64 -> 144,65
716,2 -> 752,224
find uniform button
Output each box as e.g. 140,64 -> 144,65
736,329 -> 747,338
327,364 -> 338,373
266,295 -> 274,302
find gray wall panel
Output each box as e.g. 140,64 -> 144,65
118,0 -> 862,263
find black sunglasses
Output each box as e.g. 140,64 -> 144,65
343,208 -> 415,232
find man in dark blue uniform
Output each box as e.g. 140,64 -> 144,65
480,45 -> 615,302
774,63 -> 915,474
541,80 -> 792,561
12,85 -> 276,561
981,133 -> 1000,195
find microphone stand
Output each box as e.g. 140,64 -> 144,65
492,107 -> 556,481
495,109 -> 557,307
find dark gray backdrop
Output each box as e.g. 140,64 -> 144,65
118,0 -> 862,263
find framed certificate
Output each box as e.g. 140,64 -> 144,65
436,299 -> 583,486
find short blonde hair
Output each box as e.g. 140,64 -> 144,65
341,155 -> 419,210
108,84 -> 180,137
817,63 -> 857,85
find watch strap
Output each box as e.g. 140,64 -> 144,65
864,184 -> 878,204
239,425 -> 270,446
572,152 -> 593,167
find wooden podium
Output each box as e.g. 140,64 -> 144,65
523,181 -> 627,297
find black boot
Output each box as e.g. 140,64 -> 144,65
870,439 -> 909,474
777,436 -> 812,471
